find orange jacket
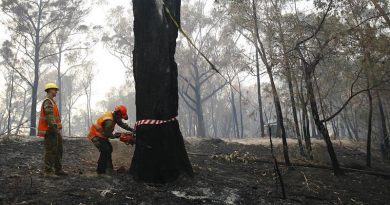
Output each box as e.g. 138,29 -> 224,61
37,98 -> 62,137
87,112 -> 116,140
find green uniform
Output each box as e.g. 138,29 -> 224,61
43,96 -> 63,174
93,112 -> 134,174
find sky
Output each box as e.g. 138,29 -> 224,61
0,0 -> 314,111
0,0 -> 130,111
85,0 -> 130,107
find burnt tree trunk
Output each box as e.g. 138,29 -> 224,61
366,89 -> 373,167
301,60 -> 342,175
255,51 -> 265,137
275,11 -> 304,155
252,0 -> 290,166
378,93 -> 390,160
296,75 -> 312,159
130,0 -> 193,183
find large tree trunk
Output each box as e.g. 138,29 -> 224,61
130,0 -> 193,183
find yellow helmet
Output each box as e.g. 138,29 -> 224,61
44,83 -> 59,91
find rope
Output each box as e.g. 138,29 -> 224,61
163,3 -> 261,111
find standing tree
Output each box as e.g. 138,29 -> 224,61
130,0 -> 193,183
251,0 -> 290,166
1,0 -> 86,136
61,72 -> 83,137
176,1 -> 230,138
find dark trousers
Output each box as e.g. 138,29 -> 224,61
96,138 -> 113,174
44,132 -> 63,173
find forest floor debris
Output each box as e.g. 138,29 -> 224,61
0,136 -> 389,204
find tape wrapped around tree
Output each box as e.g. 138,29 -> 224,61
129,0 -> 193,183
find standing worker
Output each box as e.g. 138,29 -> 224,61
87,105 -> 135,175
38,83 -> 68,177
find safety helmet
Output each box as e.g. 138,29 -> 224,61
114,105 -> 128,120
45,83 -> 59,92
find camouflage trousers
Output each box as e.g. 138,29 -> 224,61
44,132 -> 63,173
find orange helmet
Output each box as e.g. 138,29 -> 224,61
114,105 -> 128,120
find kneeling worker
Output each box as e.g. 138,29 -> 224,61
87,105 -> 135,174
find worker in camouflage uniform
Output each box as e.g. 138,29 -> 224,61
87,105 -> 135,175
37,83 -> 68,177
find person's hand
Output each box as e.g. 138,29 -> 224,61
48,126 -> 59,135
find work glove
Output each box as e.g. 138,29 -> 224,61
92,137 -> 101,149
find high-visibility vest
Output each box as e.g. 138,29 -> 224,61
87,112 -> 116,140
37,98 -> 62,137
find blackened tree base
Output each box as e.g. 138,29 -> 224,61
130,121 -> 193,183
130,0 -> 193,183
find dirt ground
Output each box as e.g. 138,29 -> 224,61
0,136 -> 389,205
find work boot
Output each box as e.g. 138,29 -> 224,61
55,170 -> 68,176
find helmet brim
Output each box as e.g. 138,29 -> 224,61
45,88 -> 59,92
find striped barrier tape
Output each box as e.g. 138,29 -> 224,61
135,116 -> 177,128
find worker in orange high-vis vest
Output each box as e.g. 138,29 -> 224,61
88,105 -> 135,174
38,83 -> 68,177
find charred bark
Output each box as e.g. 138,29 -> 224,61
378,93 -> 390,160
301,60 -> 342,175
130,0 -> 193,183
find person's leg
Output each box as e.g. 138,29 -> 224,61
54,133 -> 63,172
106,141 -> 114,171
97,139 -> 110,174
54,133 -> 67,175
44,133 -> 56,174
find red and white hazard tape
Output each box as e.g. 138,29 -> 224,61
135,116 -> 177,127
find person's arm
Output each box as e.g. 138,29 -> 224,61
114,113 -> 135,132
43,100 -> 58,133
102,120 -> 116,139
